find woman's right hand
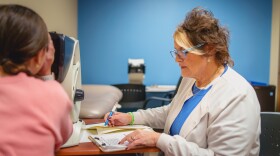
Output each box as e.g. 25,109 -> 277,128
103,112 -> 132,126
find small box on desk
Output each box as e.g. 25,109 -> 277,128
252,85 -> 276,112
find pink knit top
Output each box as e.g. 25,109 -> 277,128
0,73 -> 73,156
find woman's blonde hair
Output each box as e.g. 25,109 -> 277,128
174,7 -> 234,66
173,26 -> 204,54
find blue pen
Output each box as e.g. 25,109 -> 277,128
104,111 -> 114,126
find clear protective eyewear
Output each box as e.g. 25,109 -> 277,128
170,43 -> 205,58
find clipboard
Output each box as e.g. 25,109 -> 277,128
88,131 -> 131,152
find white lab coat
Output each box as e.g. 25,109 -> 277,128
134,66 -> 260,156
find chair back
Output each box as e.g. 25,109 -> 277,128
260,112 -> 280,155
112,84 -> 146,112
112,84 -> 146,102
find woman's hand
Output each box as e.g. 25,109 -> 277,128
103,112 -> 132,126
119,129 -> 161,150
37,33 -> 55,76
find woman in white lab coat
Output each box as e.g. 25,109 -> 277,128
105,7 -> 260,156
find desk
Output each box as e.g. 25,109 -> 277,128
56,119 -> 160,156
145,85 -> 176,108
146,85 -> 176,93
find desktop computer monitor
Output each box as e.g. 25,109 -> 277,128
253,85 -> 276,112
50,32 -> 84,147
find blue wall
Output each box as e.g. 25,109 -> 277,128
78,0 -> 272,86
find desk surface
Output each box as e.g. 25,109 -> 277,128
146,85 -> 176,92
56,119 -> 160,156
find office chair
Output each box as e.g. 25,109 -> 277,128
162,76 -> 182,99
112,84 -> 146,112
260,112 -> 280,156
112,84 -> 171,112
143,76 -> 183,108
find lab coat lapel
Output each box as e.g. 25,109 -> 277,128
164,81 -> 194,134
180,95 -> 209,138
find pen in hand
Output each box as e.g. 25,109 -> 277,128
104,111 -> 114,126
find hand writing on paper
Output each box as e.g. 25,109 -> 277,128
104,112 -> 132,126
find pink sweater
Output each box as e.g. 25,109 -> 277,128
0,73 -> 73,156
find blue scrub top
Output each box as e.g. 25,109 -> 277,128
170,65 -> 228,136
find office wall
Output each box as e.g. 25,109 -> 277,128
78,0 -> 272,86
0,0 -> 77,38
